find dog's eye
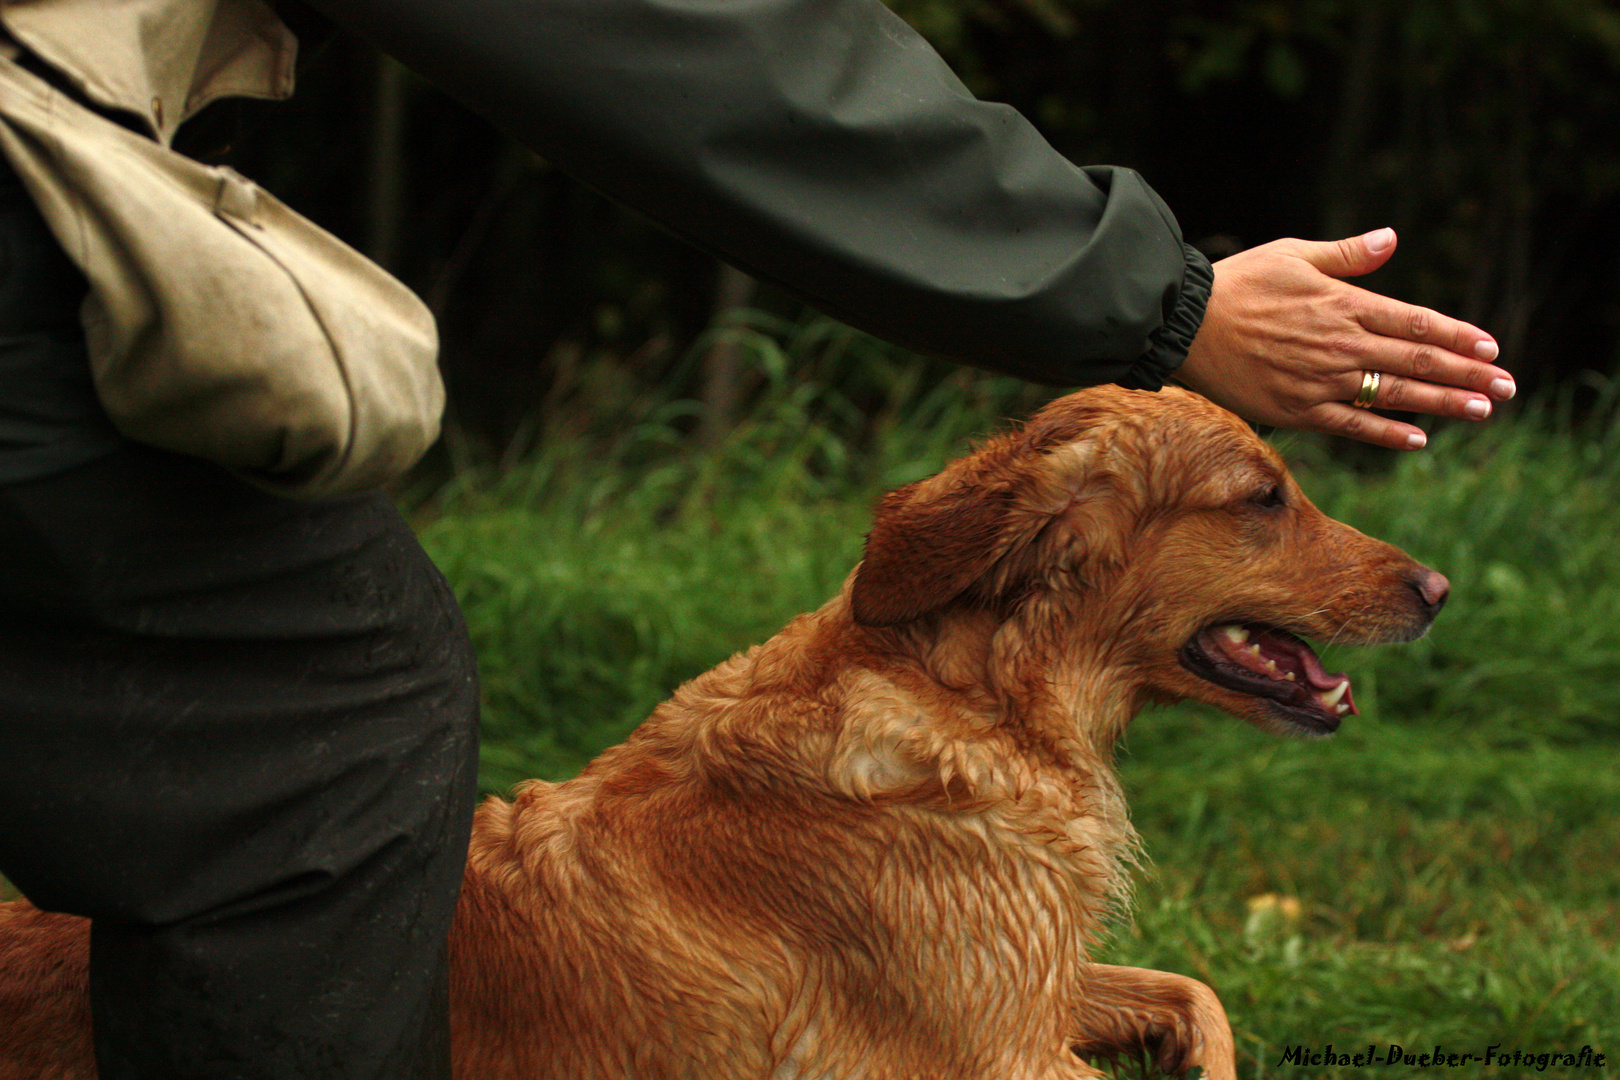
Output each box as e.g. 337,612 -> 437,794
1250,484 -> 1286,510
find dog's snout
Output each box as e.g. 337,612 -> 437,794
1408,567 -> 1450,615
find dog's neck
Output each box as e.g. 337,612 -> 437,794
850,596 -> 1147,768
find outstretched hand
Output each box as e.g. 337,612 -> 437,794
1174,229 -> 1514,449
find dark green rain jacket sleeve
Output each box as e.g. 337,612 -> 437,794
305,0 -> 1213,389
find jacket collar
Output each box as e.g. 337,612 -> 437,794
0,0 -> 296,145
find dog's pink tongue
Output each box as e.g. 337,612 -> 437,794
1297,647 -> 1348,691
1288,637 -> 1358,715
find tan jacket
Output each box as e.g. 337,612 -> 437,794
0,0 -> 296,146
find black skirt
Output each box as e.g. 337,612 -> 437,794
0,443 -> 480,1079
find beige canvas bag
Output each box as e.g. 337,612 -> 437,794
0,38 -> 444,498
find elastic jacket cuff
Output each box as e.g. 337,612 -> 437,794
1119,242 -> 1214,391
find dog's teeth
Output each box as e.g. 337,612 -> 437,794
1335,703 -> 1350,715
1283,671 -> 1296,682
1248,644 -> 1263,658
1318,681 -> 1349,708
1263,659 -> 1279,674
1220,625 -> 1250,644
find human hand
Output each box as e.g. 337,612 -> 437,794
1174,229 -> 1514,449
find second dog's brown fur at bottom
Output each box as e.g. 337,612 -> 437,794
0,386 -> 1449,1079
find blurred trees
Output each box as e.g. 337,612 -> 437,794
203,0 -> 1620,451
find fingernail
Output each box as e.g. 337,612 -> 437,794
1475,339 -> 1500,362
1490,377 -> 1516,399
1407,431 -> 1427,449
1465,398 -> 1491,420
1364,227 -> 1396,254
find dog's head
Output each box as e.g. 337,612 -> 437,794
850,386 -> 1447,738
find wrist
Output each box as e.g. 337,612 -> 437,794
1120,243 -> 1214,391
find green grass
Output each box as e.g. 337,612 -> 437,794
417,343 -> 1620,1076
1109,708 -> 1620,1077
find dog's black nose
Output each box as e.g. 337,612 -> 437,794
1409,567 -> 1450,615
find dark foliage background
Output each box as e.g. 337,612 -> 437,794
188,0 -> 1620,454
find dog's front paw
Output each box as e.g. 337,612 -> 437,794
1153,981 -> 1235,1080
1072,965 -> 1236,1080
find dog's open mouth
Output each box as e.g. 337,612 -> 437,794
1179,623 -> 1357,734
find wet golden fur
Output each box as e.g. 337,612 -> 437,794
0,386 -> 1446,1078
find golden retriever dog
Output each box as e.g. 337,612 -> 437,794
0,386 -> 1448,1079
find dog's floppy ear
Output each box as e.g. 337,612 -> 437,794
849,476 -> 1018,627
850,395 -> 1128,628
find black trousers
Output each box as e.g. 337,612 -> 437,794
0,443 -> 480,1078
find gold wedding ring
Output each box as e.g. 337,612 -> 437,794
1353,370 -> 1381,409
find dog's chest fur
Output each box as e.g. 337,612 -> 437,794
449,607 -> 1136,1079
